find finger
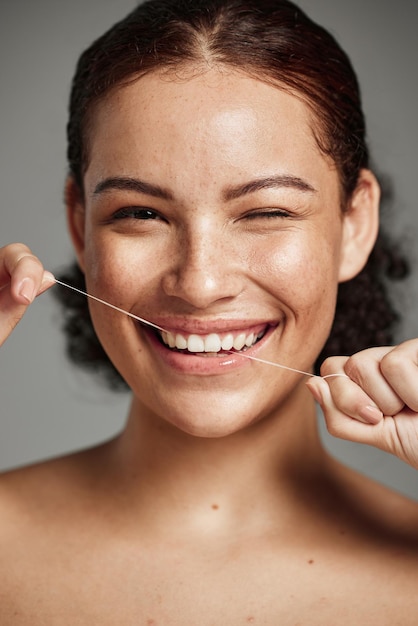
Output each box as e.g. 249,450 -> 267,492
307,374 -> 383,425
342,347 -> 405,417
317,356 -> 384,424
307,377 -> 415,463
0,244 -> 55,346
0,244 -> 50,304
0,270 -> 55,345
375,340 -> 418,411
321,351 -> 404,418
306,376 -> 385,442
36,271 -> 56,296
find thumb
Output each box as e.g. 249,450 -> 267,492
306,376 -> 329,410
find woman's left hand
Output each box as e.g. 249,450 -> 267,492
306,339 -> 418,470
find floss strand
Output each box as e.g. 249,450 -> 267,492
53,278 -> 346,380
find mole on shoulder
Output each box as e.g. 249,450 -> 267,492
211,504 -> 219,510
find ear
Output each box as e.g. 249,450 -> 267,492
65,176 -> 86,273
338,169 -> 380,282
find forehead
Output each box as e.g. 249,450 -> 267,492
84,67 -> 338,198
90,66 -> 316,136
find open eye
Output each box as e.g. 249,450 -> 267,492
112,207 -> 162,220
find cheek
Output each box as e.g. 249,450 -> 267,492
262,232 -> 341,367
83,231 -> 155,304
84,245 -> 127,304
260,230 -> 341,311
81,235 -> 156,372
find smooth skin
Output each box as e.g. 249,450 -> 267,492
0,67 -> 417,625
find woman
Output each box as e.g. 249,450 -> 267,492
1,0 -> 417,623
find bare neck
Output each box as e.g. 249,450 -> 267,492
99,383 -> 330,537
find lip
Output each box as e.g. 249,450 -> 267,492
138,321 -> 278,375
137,316 -> 274,335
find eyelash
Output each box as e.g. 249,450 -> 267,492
244,209 -> 291,220
108,207 -> 293,224
111,207 -> 162,221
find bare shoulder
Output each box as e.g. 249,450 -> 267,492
0,444 -> 108,537
328,456 -> 418,545
0,444 -> 122,623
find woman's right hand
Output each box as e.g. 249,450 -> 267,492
0,243 -> 55,346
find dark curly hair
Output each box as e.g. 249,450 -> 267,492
53,0 -> 408,389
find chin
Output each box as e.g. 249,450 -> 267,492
136,383 -> 284,440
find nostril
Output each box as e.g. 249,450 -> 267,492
161,266 -> 243,309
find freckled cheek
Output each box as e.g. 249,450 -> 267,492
261,238 -> 340,316
83,235 -> 155,304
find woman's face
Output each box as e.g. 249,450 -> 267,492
72,68 -> 352,436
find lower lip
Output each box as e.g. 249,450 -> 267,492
141,326 -> 275,375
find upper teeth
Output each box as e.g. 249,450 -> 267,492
160,330 -> 263,353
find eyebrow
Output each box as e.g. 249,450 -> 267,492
93,173 -> 317,202
222,175 -> 317,201
93,177 -> 174,201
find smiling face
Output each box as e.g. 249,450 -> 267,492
67,67 -> 378,437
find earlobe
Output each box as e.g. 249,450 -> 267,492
65,176 -> 86,273
338,169 -> 380,283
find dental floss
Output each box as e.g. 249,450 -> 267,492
225,351 -> 347,380
52,278 -> 347,380
53,279 -> 166,332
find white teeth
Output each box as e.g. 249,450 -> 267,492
221,334 -> 234,351
205,333 -> 222,352
245,333 -> 255,347
175,334 -> 188,350
167,332 -> 176,348
187,334 -> 205,352
233,332 -> 247,351
161,329 -> 265,353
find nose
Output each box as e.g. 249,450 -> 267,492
161,222 -> 244,309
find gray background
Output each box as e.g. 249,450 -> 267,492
1,1 -> 417,499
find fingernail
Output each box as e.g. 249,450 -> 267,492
18,278 -> 36,303
359,405 -> 383,424
42,271 -> 56,285
307,381 -> 324,406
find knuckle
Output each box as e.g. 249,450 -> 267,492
3,242 -> 31,258
14,253 -> 44,279
319,358 -> 333,378
2,243 -> 42,276
380,350 -> 404,378
343,353 -> 371,385
16,250 -> 41,266
319,356 -> 345,378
